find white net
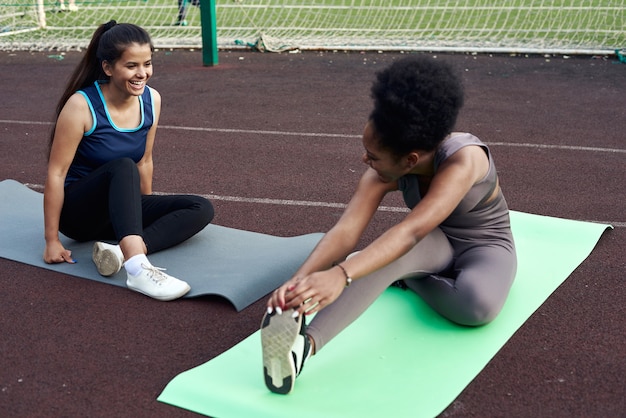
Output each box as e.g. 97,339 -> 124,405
1,0 -> 624,54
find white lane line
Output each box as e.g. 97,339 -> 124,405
2,119 -> 625,154
23,183 -> 623,227
486,142 -> 626,154
159,125 -> 358,139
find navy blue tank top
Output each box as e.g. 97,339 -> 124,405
65,81 -> 154,186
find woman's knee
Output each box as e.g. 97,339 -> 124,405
453,307 -> 499,327
449,291 -> 505,326
106,157 -> 137,172
104,158 -> 140,184
191,196 -> 215,227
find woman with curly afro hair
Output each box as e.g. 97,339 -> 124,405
261,55 -> 517,394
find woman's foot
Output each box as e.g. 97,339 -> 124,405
126,264 -> 191,301
92,242 -> 124,277
261,308 -> 310,394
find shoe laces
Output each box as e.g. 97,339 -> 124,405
140,264 -> 169,285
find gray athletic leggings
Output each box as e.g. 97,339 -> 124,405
306,228 -> 517,353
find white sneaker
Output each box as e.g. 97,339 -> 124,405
92,242 -> 124,277
126,264 -> 191,301
261,308 -> 311,394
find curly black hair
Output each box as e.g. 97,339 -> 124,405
369,55 -> 464,156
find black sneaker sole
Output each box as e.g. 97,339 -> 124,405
260,309 -> 301,395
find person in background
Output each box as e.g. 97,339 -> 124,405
174,0 -> 200,26
43,20 -> 214,301
57,0 -> 78,12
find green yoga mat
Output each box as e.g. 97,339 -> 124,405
158,211 -> 611,417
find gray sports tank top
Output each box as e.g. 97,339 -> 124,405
397,133 -> 514,252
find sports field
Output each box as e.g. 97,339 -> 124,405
1,0 -> 624,52
0,48 -> 624,417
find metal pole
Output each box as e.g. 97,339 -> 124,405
200,0 -> 218,66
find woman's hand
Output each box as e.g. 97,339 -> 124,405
267,267 -> 347,316
43,239 -> 75,264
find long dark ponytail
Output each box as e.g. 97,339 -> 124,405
47,20 -> 154,159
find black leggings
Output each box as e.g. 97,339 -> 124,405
60,158 -> 214,254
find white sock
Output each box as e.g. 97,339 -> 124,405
124,254 -> 150,276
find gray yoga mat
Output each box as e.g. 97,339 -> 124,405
0,179 -> 323,311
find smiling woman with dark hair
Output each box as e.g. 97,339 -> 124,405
260,55 -> 517,395
43,21 -> 214,301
